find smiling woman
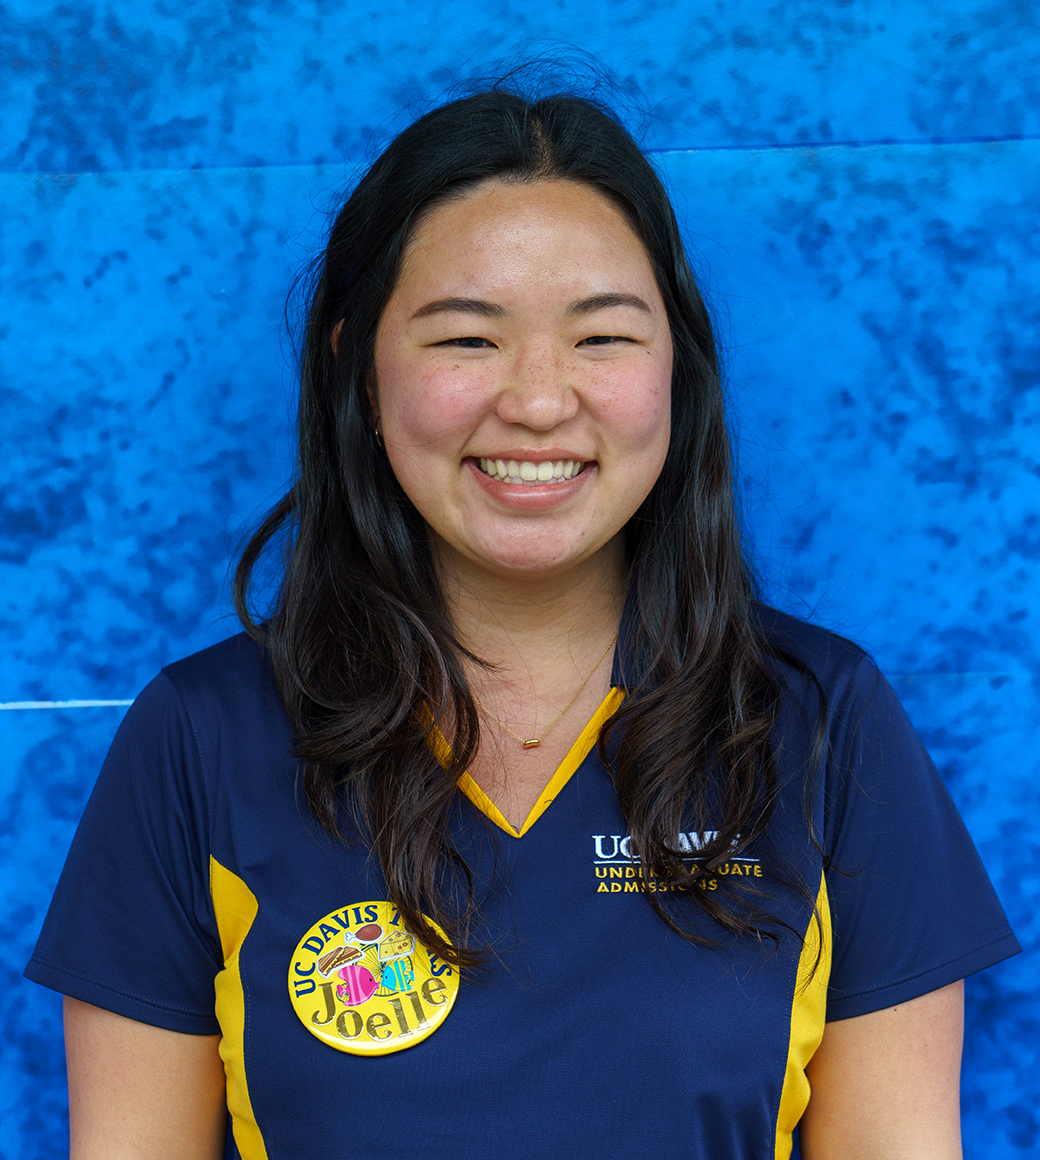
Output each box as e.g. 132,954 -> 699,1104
373,179 -> 672,588
25,87 -> 1017,1160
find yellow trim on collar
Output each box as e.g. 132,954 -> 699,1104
457,688 -> 624,838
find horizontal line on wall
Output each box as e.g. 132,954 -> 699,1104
0,161 -> 366,180
650,132 -> 1040,155
6,133 -> 1038,180
0,700 -> 134,710
0,670 -> 1023,711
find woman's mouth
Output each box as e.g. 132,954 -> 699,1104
477,458 -> 587,484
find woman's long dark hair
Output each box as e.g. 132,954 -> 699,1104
236,88 -> 803,968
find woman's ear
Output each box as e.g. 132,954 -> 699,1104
330,319 -> 343,356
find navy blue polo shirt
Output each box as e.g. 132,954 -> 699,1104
27,610 -> 1018,1159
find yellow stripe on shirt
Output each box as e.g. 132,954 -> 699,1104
774,871 -> 832,1158
210,856 -> 268,1160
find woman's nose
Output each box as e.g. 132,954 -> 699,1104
493,346 -> 580,430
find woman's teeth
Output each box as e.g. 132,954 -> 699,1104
478,458 -> 584,483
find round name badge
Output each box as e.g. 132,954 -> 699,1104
288,901 -> 459,1056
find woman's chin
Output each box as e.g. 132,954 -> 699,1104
432,530 -> 624,589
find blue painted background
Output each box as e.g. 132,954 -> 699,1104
2,2 -> 1037,1155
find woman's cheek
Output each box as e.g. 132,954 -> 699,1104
597,366 -> 672,449
394,364 -> 493,443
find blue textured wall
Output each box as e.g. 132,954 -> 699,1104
2,2 -> 1037,1156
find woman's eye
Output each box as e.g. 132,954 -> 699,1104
437,336 -> 494,349
578,335 -> 632,347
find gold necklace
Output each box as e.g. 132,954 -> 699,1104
473,631 -> 619,750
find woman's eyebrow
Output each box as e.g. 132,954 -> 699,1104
411,297 -> 507,321
410,292 -> 653,322
567,292 -> 653,316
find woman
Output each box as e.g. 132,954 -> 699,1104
27,88 -> 1017,1159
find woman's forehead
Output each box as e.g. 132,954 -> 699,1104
393,178 -> 660,306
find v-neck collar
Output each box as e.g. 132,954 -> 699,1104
446,688 -> 624,839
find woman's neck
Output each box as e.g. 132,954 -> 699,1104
434,537 -> 626,670
432,537 -> 627,831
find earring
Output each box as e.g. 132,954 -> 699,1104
374,426 -> 384,449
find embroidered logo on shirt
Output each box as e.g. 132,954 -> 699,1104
591,832 -> 763,893
288,901 -> 459,1055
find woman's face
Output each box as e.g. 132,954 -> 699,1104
372,178 -> 673,586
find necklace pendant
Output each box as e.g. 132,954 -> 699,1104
522,738 -> 542,749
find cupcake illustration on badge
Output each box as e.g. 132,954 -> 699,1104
288,901 -> 459,1055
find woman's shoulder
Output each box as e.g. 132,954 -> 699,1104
750,602 -> 876,696
161,628 -> 269,681
160,631 -> 280,700
128,631 -> 287,748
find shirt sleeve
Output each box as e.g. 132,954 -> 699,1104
24,672 -> 222,1034
821,658 -> 1019,1021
